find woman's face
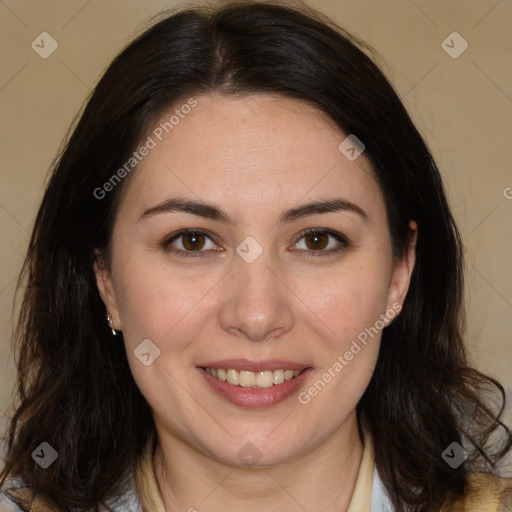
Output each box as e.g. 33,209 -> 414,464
95,93 -> 415,466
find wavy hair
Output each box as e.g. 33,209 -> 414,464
1,2 -> 510,511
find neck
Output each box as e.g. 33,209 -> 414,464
153,412 -> 364,512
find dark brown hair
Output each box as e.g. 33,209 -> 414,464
1,2 -> 510,511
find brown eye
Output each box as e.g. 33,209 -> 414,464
293,228 -> 349,258
303,231 -> 329,250
162,229 -> 218,256
181,231 -> 206,251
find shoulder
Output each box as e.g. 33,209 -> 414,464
0,492 -> 24,511
0,478 -> 32,512
0,482 -> 57,512
443,472 -> 512,512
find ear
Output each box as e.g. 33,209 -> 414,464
93,248 -> 122,330
386,220 -> 417,315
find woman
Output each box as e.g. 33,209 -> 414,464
1,2 -> 511,511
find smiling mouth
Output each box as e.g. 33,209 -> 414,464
201,367 -> 306,388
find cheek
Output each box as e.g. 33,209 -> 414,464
112,257 -> 215,424
300,256 -> 392,350
112,252 -> 214,349
110,251 -> 228,405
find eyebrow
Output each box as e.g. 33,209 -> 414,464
139,196 -> 369,224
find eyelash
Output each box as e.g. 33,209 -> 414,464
161,228 -> 349,259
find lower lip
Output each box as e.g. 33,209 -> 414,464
197,367 -> 313,409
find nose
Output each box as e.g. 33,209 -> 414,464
218,243 -> 294,342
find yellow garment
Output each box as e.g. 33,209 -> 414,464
442,472 -> 512,511
346,425 -> 374,512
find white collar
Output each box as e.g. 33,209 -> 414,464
371,465 -> 395,512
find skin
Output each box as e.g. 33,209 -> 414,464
95,93 -> 417,512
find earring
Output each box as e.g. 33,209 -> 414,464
106,313 -> 117,336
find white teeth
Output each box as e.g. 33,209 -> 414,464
239,370 -> 256,387
226,369 -> 239,386
204,367 -> 304,387
273,369 -> 285,385
255,370 -> 274,388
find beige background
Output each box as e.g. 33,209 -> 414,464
1,0 -> 511,472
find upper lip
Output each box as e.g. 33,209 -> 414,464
198,359 -> 311,372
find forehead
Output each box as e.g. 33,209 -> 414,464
117,93 -> 383,222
